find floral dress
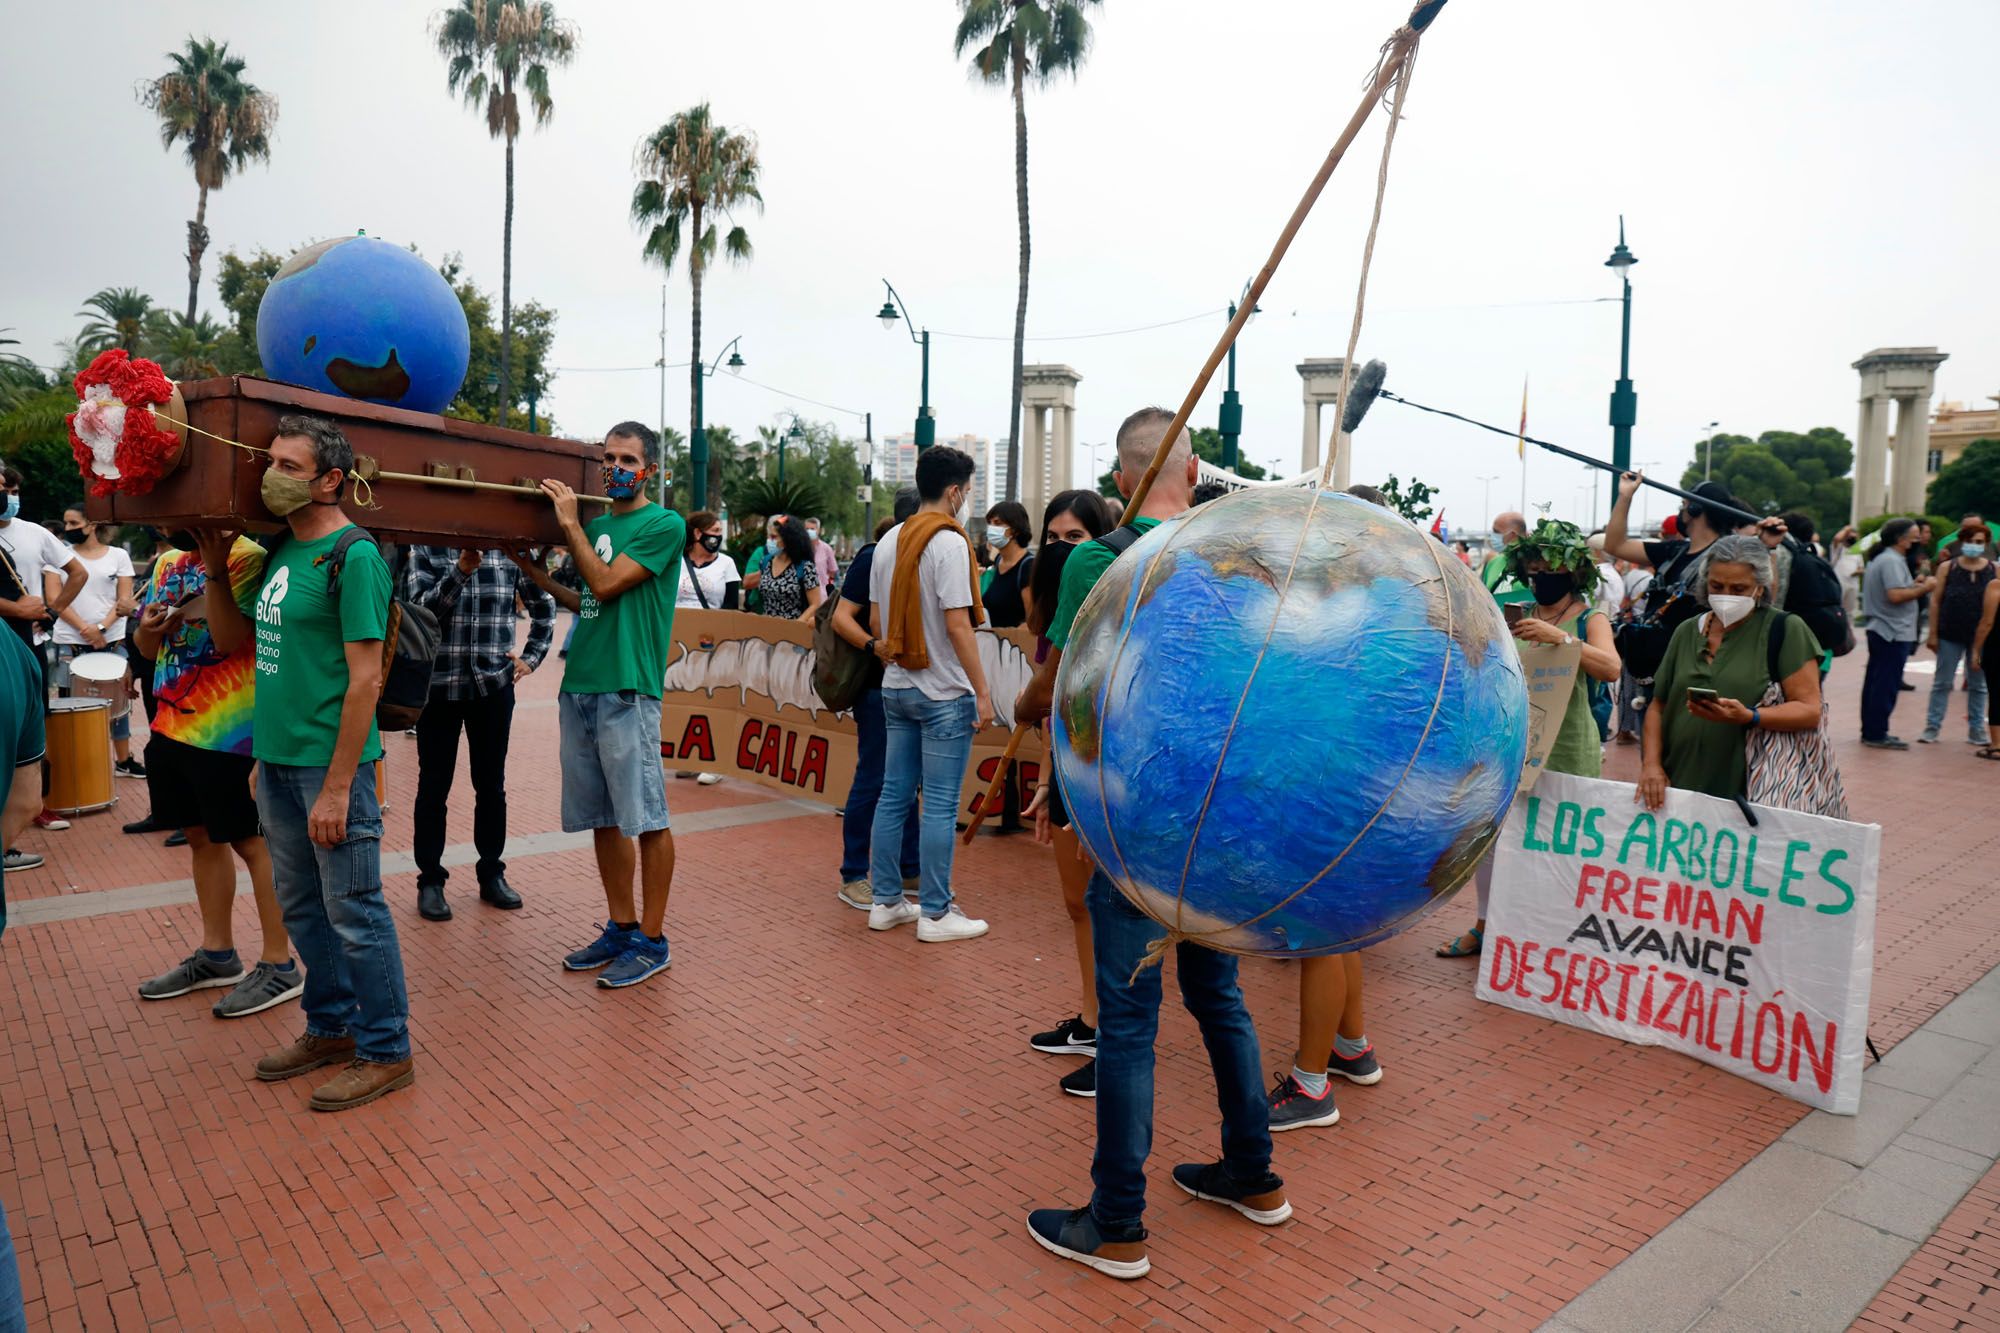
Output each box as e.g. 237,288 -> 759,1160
758,558 -> 818,620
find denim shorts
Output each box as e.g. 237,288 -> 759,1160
559,690 -> 670,837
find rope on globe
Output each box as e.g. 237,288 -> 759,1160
1104,10 -> 1439,978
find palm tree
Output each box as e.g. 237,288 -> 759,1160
138,38 -> 278,322
632,104 -> 762,506
432,1 -> 577,426
76,289 -> 158,356
143,311 -> 228,381
954,0 -> 1099,502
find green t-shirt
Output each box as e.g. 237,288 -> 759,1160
1046,517 -> 1162,650
1653,606 -> 1821,800
1,629 -> 47,938
562,504 -> 687,698
252,526 -> 390,768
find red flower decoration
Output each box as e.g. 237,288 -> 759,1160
68,349 -> 184,498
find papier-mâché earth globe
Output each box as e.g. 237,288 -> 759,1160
1052,487 -> 1528,957
256,235 -> 470,415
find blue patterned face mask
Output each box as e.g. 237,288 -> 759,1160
601,462 -> 647,499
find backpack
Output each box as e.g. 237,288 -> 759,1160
811,543 -> 882,712
269,528 -> 442,730
1613,544 -> 1704,681
1781,539 -> 1854,657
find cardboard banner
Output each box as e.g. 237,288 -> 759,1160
660,610 -> 1043,818
1515,639 -> 1581,794
1476,772 -> 1879,1114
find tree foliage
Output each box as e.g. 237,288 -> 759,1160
1377,474 -> 1436,524
1682,427 -> 1853,535
75,289 -> 157,356
437,254 -> 556,433
1926,438 -> 2000,524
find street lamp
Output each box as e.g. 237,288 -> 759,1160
1219,281 -> 1261,473
688,334 -> 747,510
772,411 -> 806,487
1604,217 -> 1639,473
1699,419 -> 1720,481
876,279 -> 934,449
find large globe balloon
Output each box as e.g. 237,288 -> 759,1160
1052,487 -> 1528,958
255,235 -> 470,415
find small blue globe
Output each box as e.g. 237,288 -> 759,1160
1052,487 -> 1529,958
256,235 -> 470,415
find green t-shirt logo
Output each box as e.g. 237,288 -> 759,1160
256,565 -> 290,624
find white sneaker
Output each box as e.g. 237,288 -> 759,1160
917,904 -> 990,943
696,773 -> 724,786
868,900 -> 920,931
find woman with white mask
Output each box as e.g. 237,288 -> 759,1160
1638,534 -> 1825,809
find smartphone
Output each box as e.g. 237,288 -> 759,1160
1502,603 -> 1525,626
1686,687 -> 1721,704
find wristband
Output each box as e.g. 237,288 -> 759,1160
1747,707 -> 1761,729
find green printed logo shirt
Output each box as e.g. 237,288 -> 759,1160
561,505 -> 687,698
252,526 -> 391,768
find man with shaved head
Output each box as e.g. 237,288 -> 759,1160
1015,406 -> 1288,1281
1482,510 -> 1527,591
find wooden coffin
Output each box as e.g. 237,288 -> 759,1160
85,375 -> 606,547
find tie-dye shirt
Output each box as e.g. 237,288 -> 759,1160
142,538 -> 265,756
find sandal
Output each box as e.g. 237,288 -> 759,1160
1436,925 -> 1483,958
1976,747 -> 2000,762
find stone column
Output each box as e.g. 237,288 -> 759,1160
1019,365 -> 1081,516
1332,427 -> 1351,490
1301,400 -> 1320,473
1024,405 -> 1049,521
1892,395 -> 1932,515
1852,394 -> 1887,524
1054,404 -> 1074,493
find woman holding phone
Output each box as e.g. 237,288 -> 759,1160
1637,533 -> 1824,809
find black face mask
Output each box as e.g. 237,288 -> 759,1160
698,533 -> 723,553
164,529 -> 198,552
62,527 -> 88,545
1676,508 -> 1693,534
1530,572 -> 1576,606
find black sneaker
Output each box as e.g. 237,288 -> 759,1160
1025,1207 -> 1149,1280
1265,1072 -> 1340,1132
114,758 -> 147,779
1059,1059 -> 1097,1099
1328,1045 -> 1383,1086
122,815 -> 165,834
1031,1015 -> 1097,1056
1171,1161 -> 1292,1226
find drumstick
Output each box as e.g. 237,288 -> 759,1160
959,723 -> 1032,845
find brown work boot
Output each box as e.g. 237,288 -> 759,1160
309,1058 -> 415,1112
255,1032 -> 356,1082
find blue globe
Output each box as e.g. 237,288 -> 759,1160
256,235 -> 470,415
1052,487 -> 1529,958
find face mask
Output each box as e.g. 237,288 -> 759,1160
601,462 -> 647,500
765,537 -> 780,556
1708,594 -> 1755,627
1,494 -> 18,522
986,524 -> 1009,548
62,527 -> 87,545
1529,572 -> 1575,606
1962,543 -> 1987,559
806,526 -> 820,542
1489,529 -> 1508,550
699,533 -> 723,554
165,529 -> 198,552
261,468 -> 321,517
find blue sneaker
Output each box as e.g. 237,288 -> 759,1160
1025,1207 -> 1149,1280
597,936 -> 672,989
563,922 -> 638,972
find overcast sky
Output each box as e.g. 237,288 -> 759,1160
7,0 -> 1995,533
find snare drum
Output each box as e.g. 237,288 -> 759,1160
47,698 -> 116,815
67,650 -> 132,722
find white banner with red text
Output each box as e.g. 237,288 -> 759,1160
1475,771 -> 1879,1114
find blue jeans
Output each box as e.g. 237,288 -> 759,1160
841,686 -> 919,884
258,763 -> 411,1064
1924,637 -> 1989,741
1861,630 -> 1912,742
870,688 -> 975,916
1087,871 -> 1273,1233
0,1200 -> 23,1333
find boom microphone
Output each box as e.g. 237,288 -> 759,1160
1340,359 -> 1388,434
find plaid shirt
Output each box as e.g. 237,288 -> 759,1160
405,546 -> 556,701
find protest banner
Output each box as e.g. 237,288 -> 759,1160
660,610 -> 1042,817
1476,771 -> 1879,1114
1513,638 -> 1581,793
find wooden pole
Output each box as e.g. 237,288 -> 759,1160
959,722 -> 1032,845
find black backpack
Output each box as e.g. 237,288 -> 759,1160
268,527 -> 442,730
1780,539 -> 1854,657
1613,544 -> 1704,681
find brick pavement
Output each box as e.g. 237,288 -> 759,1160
1857,1159 -> 2000,1331
3,647 -> 1997,1330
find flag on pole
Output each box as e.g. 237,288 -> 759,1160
1430,509 -> 1449,543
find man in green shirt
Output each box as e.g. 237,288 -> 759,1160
246,415 -> 412,1112
0,626 -> 45,1330
1016,407 -> 1288,1281
512,421 -> 687,990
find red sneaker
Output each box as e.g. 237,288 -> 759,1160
33,810 -> 71,831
